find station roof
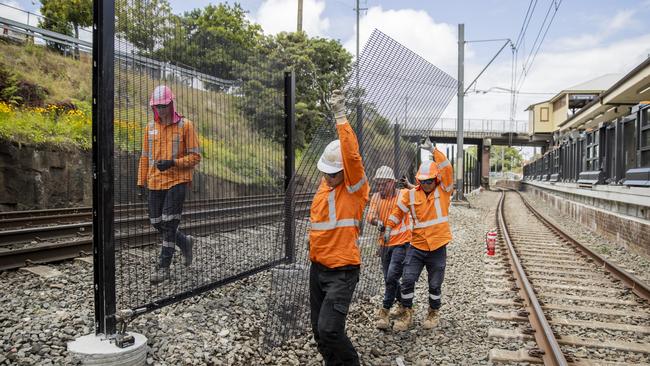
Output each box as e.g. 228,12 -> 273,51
558,57 -> 650,131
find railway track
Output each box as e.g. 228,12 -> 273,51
487,190 -> 650,365
0,193 -> 311,227
0,194 -> 311,271
0,199 -> 312,247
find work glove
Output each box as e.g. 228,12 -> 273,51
383,227 -> 392,244
421,137 -> 435,152
329,89 -> 346,124
137,185 -> 147,200
156,159 -> 175,172
399,175 -> 414,189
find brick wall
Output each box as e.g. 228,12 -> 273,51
526,186 -> 650,260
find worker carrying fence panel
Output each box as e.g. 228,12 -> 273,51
309,90 -> 369,366
137,85 -> 201,284
366,165 -> 412,330
385,139 -> 454,331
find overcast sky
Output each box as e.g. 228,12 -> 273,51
4,0 -> 650,123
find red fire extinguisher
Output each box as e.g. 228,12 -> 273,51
486,230 -> 497,256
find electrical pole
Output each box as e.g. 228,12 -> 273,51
456,24 -> 465,200
297,0 -> 303,32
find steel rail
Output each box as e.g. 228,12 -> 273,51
517,190 -> 650,302
0,207 -> 310,271
0,198 -> 312,244
496,189 -> 568,366
0,193 -> 313,221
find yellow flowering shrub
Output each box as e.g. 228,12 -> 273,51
0,102 -> 92,149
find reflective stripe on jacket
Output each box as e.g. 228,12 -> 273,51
387,149 -> 454,251
367,190 -> 411,246
309,121 -> 369,268
137,118 -> 201,190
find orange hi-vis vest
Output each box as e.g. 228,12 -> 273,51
367,189 -> 411,246
387,148 -> 454,251
309,122 -> 369,268
137,118 -> 201,190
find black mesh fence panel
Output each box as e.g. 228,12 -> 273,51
111,0 -> 289,314
266,29 -> 457,346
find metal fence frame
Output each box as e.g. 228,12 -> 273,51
92,0 -> 297,336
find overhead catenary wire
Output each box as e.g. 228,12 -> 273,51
511,0 -> 563,124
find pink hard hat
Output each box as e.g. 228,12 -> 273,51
150,85 -> 175,106
150,85 -> 182,124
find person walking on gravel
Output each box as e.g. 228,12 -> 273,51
366,165 -> 412,330
309,90 -> 369,366
137,85 -> 201,284
384,139 -> 453,331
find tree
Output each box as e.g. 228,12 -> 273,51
158,3 -> 263,80
115,0 -> 174,54
40,0 -> 92,55
254,32 -> 352,148
490,146 -> 523,172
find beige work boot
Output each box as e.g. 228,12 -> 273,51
422,308 -> 440,329
150,267 -> 171,284
389,303 -> 406,318
375,307 -> 390,330
392,307 -> 413,331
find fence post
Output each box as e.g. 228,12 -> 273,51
92,0 -> 116,336
284,71 -> 296,263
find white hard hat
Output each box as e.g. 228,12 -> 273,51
374,165 -> 395,180
317,140 -> 343,174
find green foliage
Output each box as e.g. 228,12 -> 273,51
116,0 -> 174,54
39,0 -> 92,53
490,146 -> 523,172
250,32 -> 353,149
0,42 -> 91,105
0,103 -> 91,149
0,63 -> 22,105
157,3 -> 262,81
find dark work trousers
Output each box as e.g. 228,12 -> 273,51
309,262 -> 360,366
148,183 -> 190,268
380,243 -> 409,309
400,245 -> 447,309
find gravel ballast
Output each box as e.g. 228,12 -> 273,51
0,190 -> 520,365
521,189 -> 650,284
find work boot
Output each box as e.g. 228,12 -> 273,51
375,307 -> 390,330
150,267 -> 171,284
390,303 -> 407,318
422,308 -> 440,329
181,235 -> 194,267
392,307 -> 413,331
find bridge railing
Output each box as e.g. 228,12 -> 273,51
402,118 -> 528,135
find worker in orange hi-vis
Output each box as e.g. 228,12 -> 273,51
384,138 -> 454,331
366,165 -> 412,330
309,90 -> 369,366
137,85 -> 201,284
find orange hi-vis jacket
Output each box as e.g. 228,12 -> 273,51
367,189 -> 411,246
137,118 -> 201,190
387,148 -> 454,252
309,121 -> 369,268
